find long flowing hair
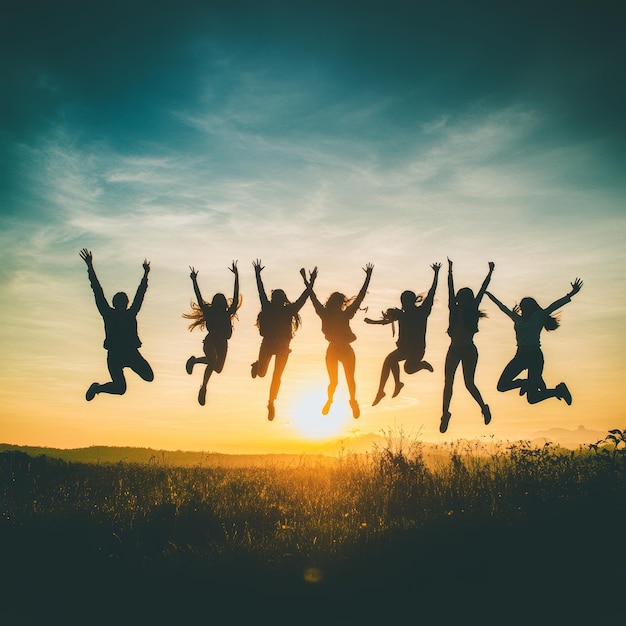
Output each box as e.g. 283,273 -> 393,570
183,294 -> 243,332
515,297 -> 559,331
256,289 -> 302,337
449,287 -> 486,334
325,291 -> 357,312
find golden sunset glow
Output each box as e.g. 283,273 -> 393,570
0,1 -> 623,457
2,5 -> 624,624
288,385 -> 352,440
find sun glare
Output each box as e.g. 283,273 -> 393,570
288,386 -> 352,439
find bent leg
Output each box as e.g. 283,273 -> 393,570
98,352 -> 128,395
524,351 -> 559,404
497,354 -> 527,393
255,341 -> 274,378
373,350 -> 401,405
197,342 -> 219,406
404,347 -> 432,375
129,350 -> 154,382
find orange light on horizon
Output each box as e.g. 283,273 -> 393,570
287,386 -> 352,439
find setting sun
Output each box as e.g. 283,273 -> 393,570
288,385 -> 352,439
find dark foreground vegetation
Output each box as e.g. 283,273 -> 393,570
2,431 -> 625,624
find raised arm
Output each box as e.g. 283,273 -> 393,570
252,259 -> 269,308
129,258 -> 150,314
79,248 -> 109,314
365,307 -> 399,325
301,267 -> 323,316
486,291 -> 517,321
545,277 -> 583,314
228,260 -> 239,316
292,266 -> 317,311
189,266 -> 205,307
447,258 -> 455,308
422,262 -> 441,312
364,313 -> 391,325
346,263 -> 374,317
475,261 -> 495,306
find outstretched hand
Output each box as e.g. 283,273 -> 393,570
143,259 -> 150,274
447,257 -> 453,269
79,248 -> 93,266
363,262 -> 374,276
229,260 -> 238,274
569,277 -> 583,296
301,266 -> 317,288
431,262 -> 442,273
189,266 -> 198,280
488,261 -> 495,272
252,259 -> 264,273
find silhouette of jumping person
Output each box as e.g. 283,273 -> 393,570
439,259 -> 494,434
365,263 -> 441,406
250,259 -> 317,421
303,263 -> 373,418
183,262 -> 240,406
80,248 -> 154,400
486,277 -> 583,405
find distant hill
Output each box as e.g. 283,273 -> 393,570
529,425 -> 608,449
0,426 -> 613,467
0,443 -> 336,468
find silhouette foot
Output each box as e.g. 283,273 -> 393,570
419,360 -> 434,372
439,412 -> 451,434
482,404 -> 492,425
372,390 -> 386,406
186,357 -> 195,375
86,382 -> 99,401
198,387 -> 207,406
392,381 -> 404,398
350,399 -> 360,419
322,399 -> 333,415
519,381 -> 527,396
556,382 -> 572,405
267,402 -> 275,421
251,362 -> 258,379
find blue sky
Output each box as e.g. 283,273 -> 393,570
1,1 -> 624,452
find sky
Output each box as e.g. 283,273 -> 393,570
1,0 -> 624,454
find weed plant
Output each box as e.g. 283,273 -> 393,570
1,429 -> 624,572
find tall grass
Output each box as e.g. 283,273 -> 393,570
2,429 -> 624,572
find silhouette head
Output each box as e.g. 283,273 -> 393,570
326,292 -> 347,311
519,296 -> 559,330
271,289 -> 288,306
400,290 -> 418,309
112,292 -> 129,310
519,297 -> 541,318
455,287 -> 475,308
212,293 -> 228,309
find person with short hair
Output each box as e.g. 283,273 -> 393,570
80,248 -> 154,400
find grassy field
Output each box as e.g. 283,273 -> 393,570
2,430 -> 624,624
